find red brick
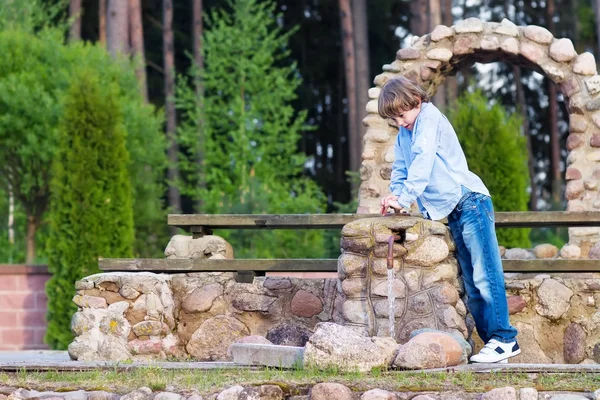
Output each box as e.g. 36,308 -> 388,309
0,311 -> 19,327
22,310 -> 46,328
21,275 -> 49,292
1,328 -> 35,346
0,276 -> 18,291
33,328 -> 48,348
0,293 -> 37,310
35,292 -> 48,309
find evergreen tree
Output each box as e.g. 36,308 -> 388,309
177,0 -> 327,258
448,89 -> 531,249
45,70 -> 134,349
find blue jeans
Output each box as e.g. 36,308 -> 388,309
447,188 -> 518,344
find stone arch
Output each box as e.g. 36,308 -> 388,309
358,17 -> 600,246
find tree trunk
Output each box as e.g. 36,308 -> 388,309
106,0 -> 129,56
193,0 -> 206,212
514,66 -> 538,211
26,215 -> 38,265
68,0 -> 82,43
338,0 -> 360,180
547,0 -> 561,204
352,0 -> 369,154
164,0 -> 182,214
8,187 -> 14,263
429,0 -> 446,111
410,0 -> 428,37
595,0 -> 600,58
99,0 -> 106,44
129,0 -> 148,102
443,0 -> 457,109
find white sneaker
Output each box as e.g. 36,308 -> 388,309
469,339 -> 521,363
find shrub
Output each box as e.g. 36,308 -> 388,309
45,70 -> 134,349
448,89 -> 531,248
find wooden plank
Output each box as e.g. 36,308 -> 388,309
99,258 -> 339,272
501,259 -> 600,272
99,258 -> 600,273
168,213 -> 382,229
168,211 -> 600,230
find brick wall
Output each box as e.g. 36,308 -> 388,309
0,265 -> 49,350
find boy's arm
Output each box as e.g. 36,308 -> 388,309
396,117 -> 439,209
390,132 -> 408,196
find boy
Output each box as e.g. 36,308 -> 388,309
378,77 -> 520,363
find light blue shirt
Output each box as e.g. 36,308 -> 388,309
391,102 -> 489,221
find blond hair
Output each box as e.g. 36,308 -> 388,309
378,77 -> 430,119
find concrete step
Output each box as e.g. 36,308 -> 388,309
229,343 -> 304,368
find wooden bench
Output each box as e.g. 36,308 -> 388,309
99,211 -> 600,274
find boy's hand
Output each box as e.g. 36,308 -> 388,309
380,194 -> 408,215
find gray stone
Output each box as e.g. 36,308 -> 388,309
216,386 -> 244,400
310,383 -> 353,400
564,323 -> 587,364
548,395 -> 589,400
590,242 -> 600,259
426,49 -> 453,62
410,328 -> 472,360
266,323 -> 312,347
480,387 -> 516,400
523,25 -> 553,44
573,52 -> 597,75
304,322 -> 398,372
504,248 -> 535,260
230,343 -> 304,368
186,315 -> 250,360
454,18 -> 484,33
240,385 -> 284,400
493,19 -> 519,37
519,388 -> 538,400
360,389 -> 398,400
263,278 -> 292,290
87,391 -> 120,400
121,388 -> 152,400
549,38 -> 578,62
431,25 -> 454,41
73,295 -> 108,309
153,393 -> 183,400
535,279 -> 573,321
231,293 -> 277,312
182,283 -> 223,313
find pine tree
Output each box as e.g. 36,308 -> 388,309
45,70 -> 134,350
448,89 -> 531,249
177,0 -> 327,258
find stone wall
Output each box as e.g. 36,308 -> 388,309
70,268 -> 600,364
69,272 -> 343,361
357,17 -> 600,248
338,216 -> 468,343
0,265 -> 49,350
503,272 -> 600,364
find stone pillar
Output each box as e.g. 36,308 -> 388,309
338,216 -> 468,343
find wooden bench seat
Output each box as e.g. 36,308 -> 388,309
98,211 -> 600,275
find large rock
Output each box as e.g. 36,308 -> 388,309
393,331 -> 465,369
563,323 -> 586,364
182,283 -> 224,313
310,383 -> 353,400
164,234 -> 233,259
186,315 -> 249,360
303,323 -> 398,372
266,323 -> 312,347
535,279 -> 573,321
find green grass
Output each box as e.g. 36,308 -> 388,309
1,367 -> 600,397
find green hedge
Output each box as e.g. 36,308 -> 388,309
448,89 -> 531,248
45,70 -> 134,350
